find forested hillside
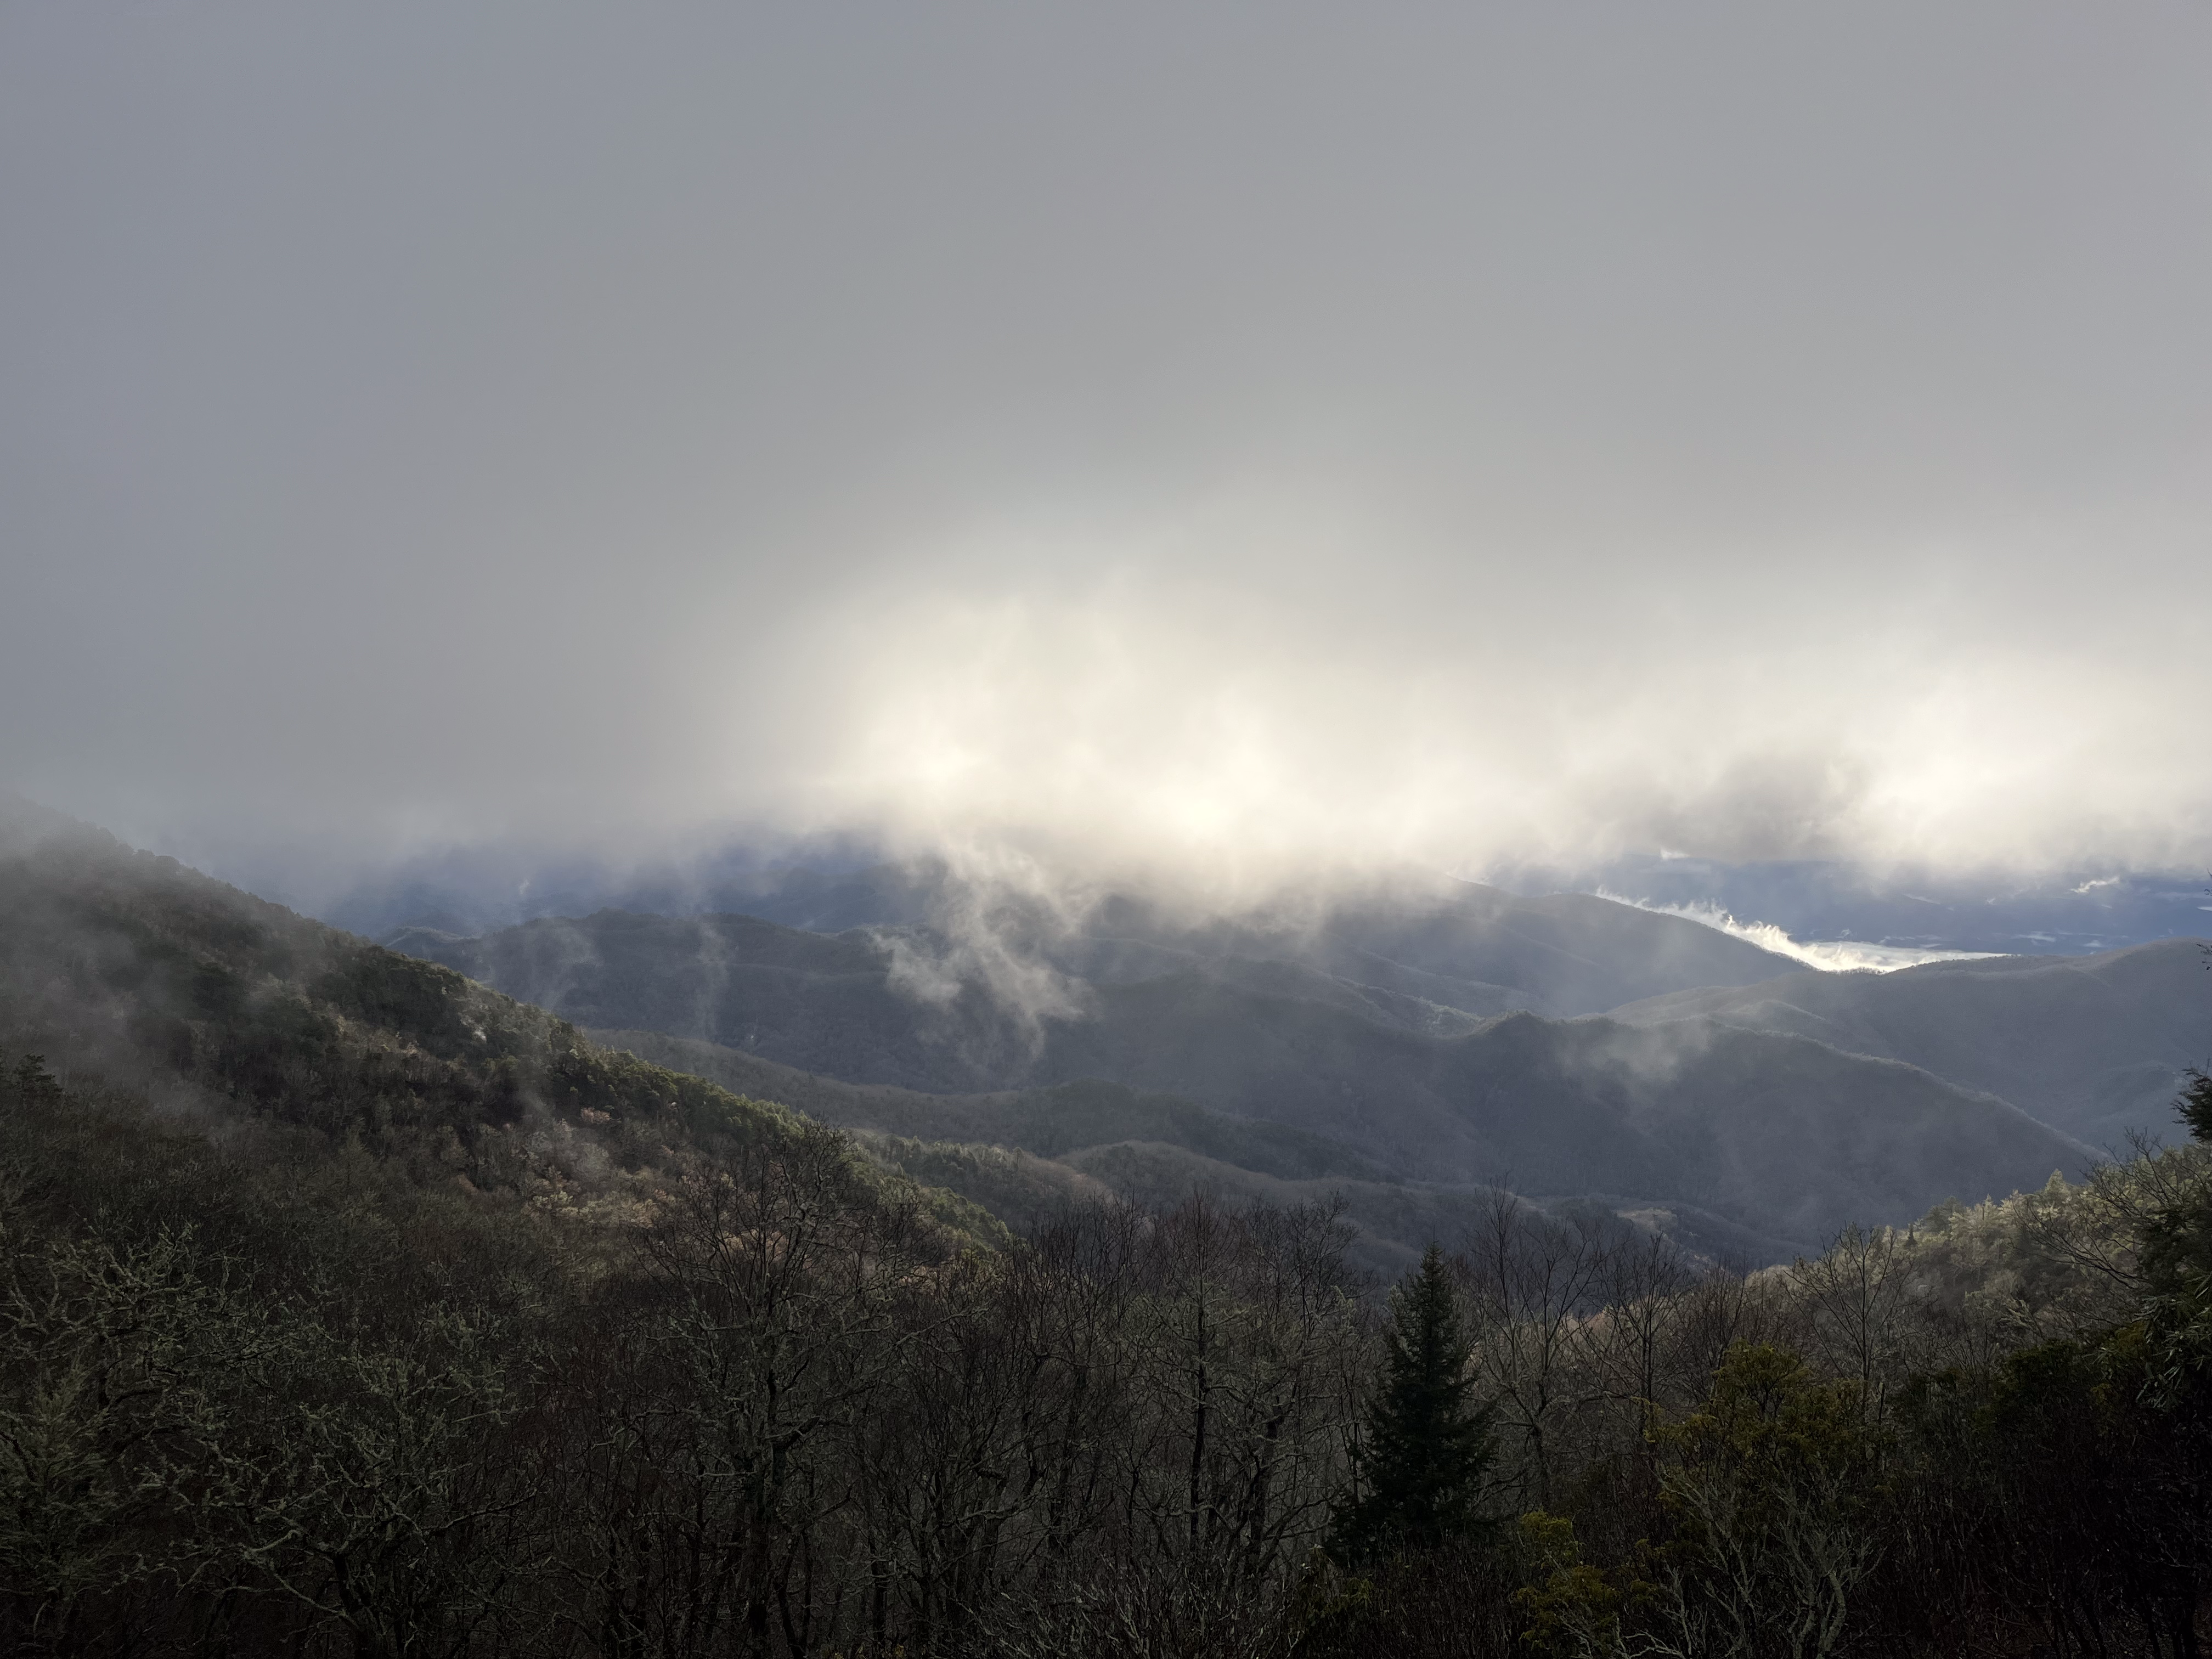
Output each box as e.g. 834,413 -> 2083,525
0,803 -> 988,1241
7,806 -> 2212,1655
10,1037 -> 2212,1655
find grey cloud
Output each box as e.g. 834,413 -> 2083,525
2,3 -> 2207,890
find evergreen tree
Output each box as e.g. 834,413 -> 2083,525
1331,1243 -> 1496,1562
2142,1068 -> 2212,1399
2175,1065 -> 2212,1143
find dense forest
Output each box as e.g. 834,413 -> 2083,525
5,816 -> 2212,1656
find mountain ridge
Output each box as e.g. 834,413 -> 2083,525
1609,939 -> 2212,1149
392,896 -> 2099,1250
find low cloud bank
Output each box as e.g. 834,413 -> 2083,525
1597,891 -> 1997,973
6,7 -> 2209,905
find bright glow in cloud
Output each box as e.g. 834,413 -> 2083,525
750,489 -> 2212,896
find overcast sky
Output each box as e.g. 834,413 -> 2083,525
4,3 -> 2209,896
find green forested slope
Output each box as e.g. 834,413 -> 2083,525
0,803 -> 990,1240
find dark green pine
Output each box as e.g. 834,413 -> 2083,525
1331,1242 -> 1496,1562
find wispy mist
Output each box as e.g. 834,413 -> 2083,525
1595,894 -> 1995,974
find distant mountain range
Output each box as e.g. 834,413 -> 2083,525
1611,942 -> 2212,1151
1497,852 -> 2212,956
382,873 -> 1807,1060
385,870 -> 2182,1257
13,789 -> 2198,1272
305,838 -> 2212,959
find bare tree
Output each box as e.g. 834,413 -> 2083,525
1462,1192 -> 1614,1511
1786,1225 -> 1916,1423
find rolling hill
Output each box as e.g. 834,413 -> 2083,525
1610,942 -> 2212,1149
585,1026 -> 1861,1268
392,894 -> 2098,1251
383,875 -> 1808,1093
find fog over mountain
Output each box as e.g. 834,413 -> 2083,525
387,877 -> 2118,1254
3,4 -> 2210,905
311,842 -> 2212,979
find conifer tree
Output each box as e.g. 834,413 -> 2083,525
1331,1243 -> 1496,1562
2143,1068 -> 2212,1398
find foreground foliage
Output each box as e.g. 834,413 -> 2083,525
9,1046 -> 2212,1657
